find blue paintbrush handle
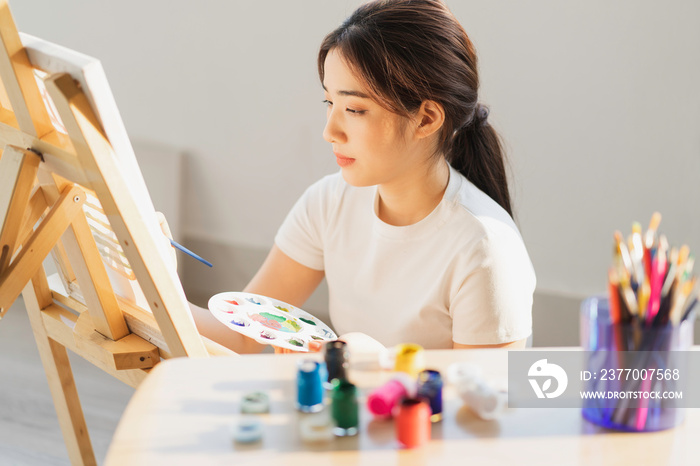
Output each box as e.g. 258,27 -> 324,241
169,239 -> 213,267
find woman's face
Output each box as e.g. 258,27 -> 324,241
322,49 -> 429,188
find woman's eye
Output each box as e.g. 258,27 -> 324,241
323,99 -> 365,115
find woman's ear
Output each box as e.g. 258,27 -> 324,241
414,100 -> 445,139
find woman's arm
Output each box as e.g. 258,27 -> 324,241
189,245 -> 324,354
453,338 -> 527,349
243,245 -> 326,354
244,244 -> 325,307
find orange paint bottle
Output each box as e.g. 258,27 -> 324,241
395,397 -> 431,448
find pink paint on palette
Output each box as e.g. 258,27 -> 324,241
207,292 -> 337,352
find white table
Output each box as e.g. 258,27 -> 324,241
105,348 -> 699,465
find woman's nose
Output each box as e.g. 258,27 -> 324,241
323,108 -> 346,144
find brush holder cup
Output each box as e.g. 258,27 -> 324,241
580,296 -> 694,432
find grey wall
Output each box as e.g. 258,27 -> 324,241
11,1 -> 700,345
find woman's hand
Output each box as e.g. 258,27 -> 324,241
155,211 -> 177,269
188,302 -> 266,354
272,333 -> 386,356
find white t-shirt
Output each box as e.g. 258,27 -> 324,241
275,165 -> 536,349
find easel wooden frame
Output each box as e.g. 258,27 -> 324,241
0,2 -> 234,465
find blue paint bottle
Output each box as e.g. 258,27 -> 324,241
297,360 -> 324,413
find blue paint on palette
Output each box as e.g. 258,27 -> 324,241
230,317 -> 249,327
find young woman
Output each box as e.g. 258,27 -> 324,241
193,0 -> 536,353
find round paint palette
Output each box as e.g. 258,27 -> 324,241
208,292 -> 337,352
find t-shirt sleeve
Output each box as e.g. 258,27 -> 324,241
450,227 -> 536,345
274,174 -> 336,271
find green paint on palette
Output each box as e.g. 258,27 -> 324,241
281,320 -> 302,332
288,339 -> 304,347
299,317 -> 316,326
259,312 -> 285,323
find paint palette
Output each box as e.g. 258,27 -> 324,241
208,292 -> 337,352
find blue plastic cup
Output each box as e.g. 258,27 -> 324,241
580,296 -> 695,432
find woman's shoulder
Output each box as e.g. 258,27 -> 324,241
440,169 -> 533,279
443,173 -> 535,285
445,168 -> 524,244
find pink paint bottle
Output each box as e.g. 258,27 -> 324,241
367,373 -> 416,418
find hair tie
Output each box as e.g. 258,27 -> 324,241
454,103 -> 490,136
474,103 -> 489,126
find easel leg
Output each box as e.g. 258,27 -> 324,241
22,268 -> 97,466
0,146 -> 41,273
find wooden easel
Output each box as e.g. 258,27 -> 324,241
0,1 -> 234,465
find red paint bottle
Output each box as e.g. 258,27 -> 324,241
395,397 -> 431,448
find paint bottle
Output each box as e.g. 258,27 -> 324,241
230,415 -> 263,444
394,343 -> 425,378
457,379 -> 507,421
240,391 -> 269,414
296,360 -> 324,413
395,397 -> 431,448
417,369 -> 443,422
299,410 -> 334,444
446,362 -> 483,386
447,362 -> 505,420
324,340 -> 350,387
330,378 -> 359,436
367,372 -> 416,418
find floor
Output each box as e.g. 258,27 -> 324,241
0,298 -> 134,466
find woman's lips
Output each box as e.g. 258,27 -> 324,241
335,153 -> 356,167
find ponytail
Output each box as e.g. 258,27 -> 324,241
448,103 -> 513,217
